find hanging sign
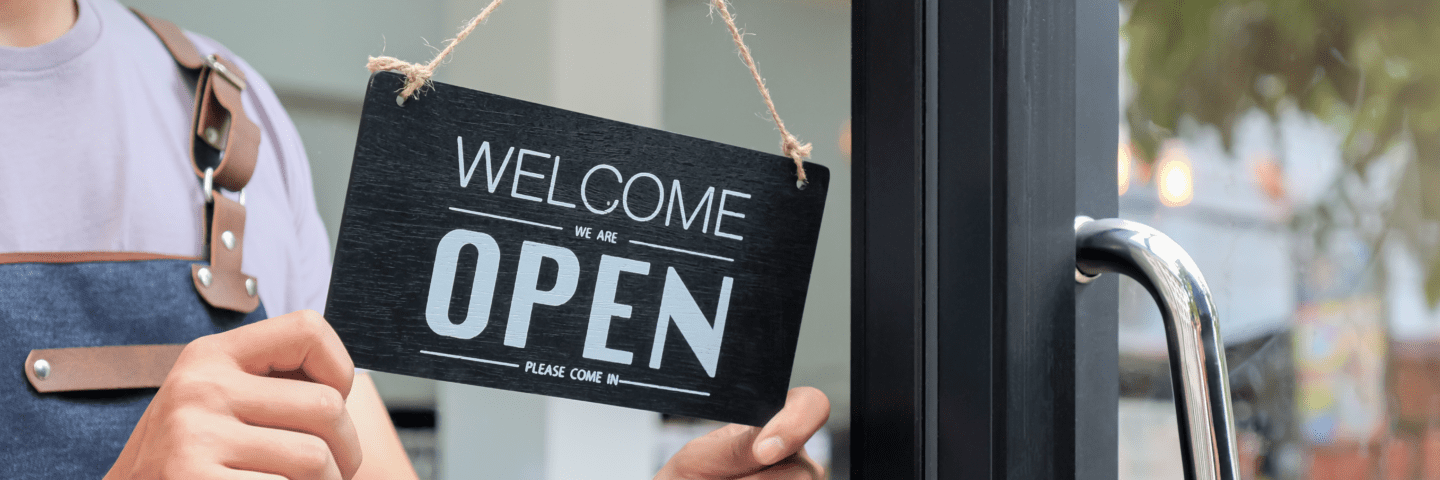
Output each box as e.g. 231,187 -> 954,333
325,71 -> 830,426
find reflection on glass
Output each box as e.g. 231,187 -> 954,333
1119,0 -> 1440,478
1121,142 -> 1135,196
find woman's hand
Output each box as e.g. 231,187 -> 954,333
105,310 -> 363,480
656,387 -> 831,480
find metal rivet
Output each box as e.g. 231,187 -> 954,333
197,267 -> 213,287
204,126 -> 220,146
221,231 -> 236,250
245,278 -> 258,297
796,178 -> 809,190
396,95 -> 407,107
33,359 -> 50,380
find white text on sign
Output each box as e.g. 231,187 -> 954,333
458,137 -> 752,241
425,230 -> 733,377
523,361 -> 610,384
574,225 -> 619,244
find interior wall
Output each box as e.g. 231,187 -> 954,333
662,0 -> 853,427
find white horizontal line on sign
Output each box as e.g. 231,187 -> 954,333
420,350 -> 521,368
629,240 -> 734,262
617,379 -> 711,396
449,207 -> 563,230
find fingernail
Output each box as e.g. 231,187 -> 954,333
756,436 -> 785,464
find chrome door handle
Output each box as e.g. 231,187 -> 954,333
1074,217 -> 1240,480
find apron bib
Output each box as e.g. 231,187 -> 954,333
0,260 -> 266,478
0,12 -> 268,478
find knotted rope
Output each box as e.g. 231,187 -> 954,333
366,0 -> 812,184
711,0 -> 811,184
365,0 -> 504,104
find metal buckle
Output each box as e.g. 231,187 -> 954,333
198,54 -> 241,151
203,167 -> 248,206
203,168 -> 215,203
205,54 -> 247,91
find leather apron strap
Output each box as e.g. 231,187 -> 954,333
26,345 -> 187,393
133,10 -> 260,314
21,11 -> 265,393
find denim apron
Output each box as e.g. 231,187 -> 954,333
0,12 -> 267,478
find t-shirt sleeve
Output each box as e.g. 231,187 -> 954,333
248,74 -> 334,316
187,34 -> 334,316
261,91 -> 335,316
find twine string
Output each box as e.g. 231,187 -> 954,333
365,0 -> 505,103
366,0 -> 811,184
710,0 -> 811,184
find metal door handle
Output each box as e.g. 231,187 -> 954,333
1074,217 -> 1240,480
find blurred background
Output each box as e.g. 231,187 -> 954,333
1117,0 -> 1440,478
120,0 -> 851,478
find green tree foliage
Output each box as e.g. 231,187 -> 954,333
1123,0 -> 1440,305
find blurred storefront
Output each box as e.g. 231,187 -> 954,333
1119,1 -> 1440,478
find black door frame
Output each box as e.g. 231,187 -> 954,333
851,0 -> 1118,477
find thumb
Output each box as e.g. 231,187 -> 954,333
752,387 -> 830,465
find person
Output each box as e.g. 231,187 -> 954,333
0,0 -> 831,478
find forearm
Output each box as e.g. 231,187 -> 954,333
348,373 -> 420,480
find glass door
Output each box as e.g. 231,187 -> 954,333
1117,1 -> 1440,478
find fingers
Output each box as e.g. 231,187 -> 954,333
752,387 -> 830,465
661,427 -> 828,480
224,422 -> 345,480
740,451 -> 825,480
161,467 -> 289,480
110,311 -> 366,480
658,388 -> 832,479
213,310 -> 355,398
228,375 -> 364,478
659,423 -> 763,478
218,470 -> 289,480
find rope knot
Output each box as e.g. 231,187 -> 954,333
713,0 -> 811,186
780,135 -> 812,183
366,56 -> 434,100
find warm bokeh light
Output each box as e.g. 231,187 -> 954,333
1136,160 -> 1153,186
1118,142 -> 1133,195
839,118 -> 851,161
1156,146 -> 1193,207
1251,155 -> 1287,202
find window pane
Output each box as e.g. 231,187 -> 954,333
1120,1 -> 1440,478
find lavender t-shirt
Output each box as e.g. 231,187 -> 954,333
0,0 -> 332,316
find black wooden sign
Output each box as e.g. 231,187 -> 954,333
325,72 -> 829,426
